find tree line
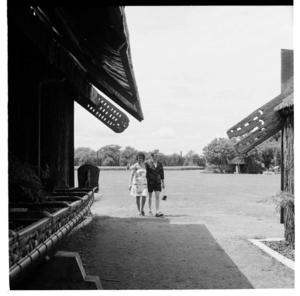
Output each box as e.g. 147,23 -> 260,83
75,132 -> 281,173
74,146 -> 205,167
203,132 -> 281,173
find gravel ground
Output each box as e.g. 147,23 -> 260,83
262,240 -> 295,261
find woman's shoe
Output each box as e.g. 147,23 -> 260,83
141,211 -> 145,216
155,212 -> 163,217
148,210 -> 153,215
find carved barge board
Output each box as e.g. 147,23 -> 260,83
8,7 -> 141,131
226,88 -> 293,154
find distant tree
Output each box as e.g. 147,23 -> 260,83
257,137 -> 281,170
183,150 -> 197,166
75,147 -> 97,166
203,138 -> 236,173
167,153 -> 181,166
197,155 -> 206,167
192,154 -> 206,167
75,146 -> 207,168
157,152 -> 168,166
98,144 -> 122,166
244,147 -> 264,174
88,150 -> 97,164
260,147 -> 274,170
102,156 -> 115,166
119,146 -> 138,166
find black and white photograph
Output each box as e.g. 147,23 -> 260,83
2,3 -> 297,293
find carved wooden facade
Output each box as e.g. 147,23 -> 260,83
8,6 -> 144,287
8,6 -> 144,186
227,49 -> 294,242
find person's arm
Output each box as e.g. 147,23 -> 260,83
160,162 -> 165,189
144,161 -> 149,180
128,165 -> 136,191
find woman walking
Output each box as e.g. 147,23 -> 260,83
128,152 -> 148,216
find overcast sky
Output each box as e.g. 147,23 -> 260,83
74,6 -> 293,156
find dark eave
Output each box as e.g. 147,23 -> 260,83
8,6 -> 144,133
274,91 -> 294,116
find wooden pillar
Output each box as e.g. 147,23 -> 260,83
280,128 -> 284,224
40,79 -> 75,188
282,117 -> 294,195
8,19 -> 75,189
8,21 -> 46,166
282,113 -> 294,243
279,49 -> 294,225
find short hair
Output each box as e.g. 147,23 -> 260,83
150,149 -> 159,156
136,152 -> 146,161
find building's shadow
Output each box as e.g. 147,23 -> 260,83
13,215 -> 254,290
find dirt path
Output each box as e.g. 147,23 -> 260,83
57,171 -> 294,289
62,215 -> 253,289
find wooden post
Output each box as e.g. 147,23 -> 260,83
280,128 -> 284,224
280,49 -> 294,226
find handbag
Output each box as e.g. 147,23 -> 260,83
162,188 -> 167,201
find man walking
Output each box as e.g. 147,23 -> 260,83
145,149 -> 165,217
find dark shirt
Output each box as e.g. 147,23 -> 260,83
145,160 -> 164,185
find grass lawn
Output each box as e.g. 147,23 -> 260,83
75,170 -> 281,223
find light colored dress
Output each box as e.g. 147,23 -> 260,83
130,163 -> 148,197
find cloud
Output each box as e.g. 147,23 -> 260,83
152,127 -> 176,139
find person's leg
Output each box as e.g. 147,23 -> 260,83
141,196 -> 146,215
136,196 -> 141,214
148,192 -> 153,214
154,190 -> 161,214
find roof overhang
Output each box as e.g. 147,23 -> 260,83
227,86 -> 293,154
8,6 -> 144,133
227,157 -> 245,165
274,91 -> 294,116
227,49 -> 293,154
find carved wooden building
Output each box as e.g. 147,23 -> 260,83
8,6 -> 144,184
8,6 -> 144,287
227,49 -> 294,242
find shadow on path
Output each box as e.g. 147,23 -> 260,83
57,215 -> 254,290
14,215 -> 254,290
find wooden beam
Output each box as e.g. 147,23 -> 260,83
227,89 -> 292,139
34,7 -> 138,105
227,88 -> 293,154
233,125 -> 282,154
9,7 -> 144,122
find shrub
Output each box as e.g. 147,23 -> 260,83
258,191 -> 294,246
